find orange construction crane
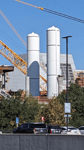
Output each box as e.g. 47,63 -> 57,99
0,10 -> 27,48
0,40 -> 27,75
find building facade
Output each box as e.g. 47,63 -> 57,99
5,53 -> 76,95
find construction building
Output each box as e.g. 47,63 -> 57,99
3,53 -> 76,94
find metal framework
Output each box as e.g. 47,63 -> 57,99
0,40 -> 27,75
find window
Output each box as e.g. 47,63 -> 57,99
33,124 -> 46,128
23,124 -> 28,128
79,127 -> 84,130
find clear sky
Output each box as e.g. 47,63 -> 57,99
0,0 -> 84,70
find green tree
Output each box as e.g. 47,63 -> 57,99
57,83 -> 84,127
0,94 -> 41,130
46,98 -> 65,126
68,83 -> 84,127
0,96 -> 22,129
35,98 -> 65,126
20,95 -> 41,124
35,103 -> 49,123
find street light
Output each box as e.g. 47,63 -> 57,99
62,36 -> 72,132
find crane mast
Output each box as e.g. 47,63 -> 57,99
0,10 -> 27,48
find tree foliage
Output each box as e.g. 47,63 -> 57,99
19,95 -> 41,124
1,83 -> 84,130
47,98 -> 65,126
0,92 -> 41,130
58,83 -> 84,127
35,98 -> 65,126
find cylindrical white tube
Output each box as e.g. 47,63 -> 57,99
27,32 -> 39,96
47,26 -> 60,98
56,28 -> 60,76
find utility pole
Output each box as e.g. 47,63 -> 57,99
62,36 -> 72,132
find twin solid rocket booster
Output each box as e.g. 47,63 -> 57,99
27,26 -> 60,97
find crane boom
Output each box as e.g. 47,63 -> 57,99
15,0 -> 84,24
15,0 -> 44,10
0,10 -> 27,48
0,40 -> 27,75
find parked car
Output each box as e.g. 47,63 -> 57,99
78,126 -> 84,134
13,122 -> 47,134
61,126 -> 81,135
61,126 -> 67,133
47,125 -> 62,134
13,122 -> 34,133
68,126 -> 77,132
33,123 -> 48,134
69,129 -> 81,135
61,126 -> 76,132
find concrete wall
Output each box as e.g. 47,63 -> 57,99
5,67 -> 26,92
0,134 -> 84,150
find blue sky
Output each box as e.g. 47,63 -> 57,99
0,0 -> 84,70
